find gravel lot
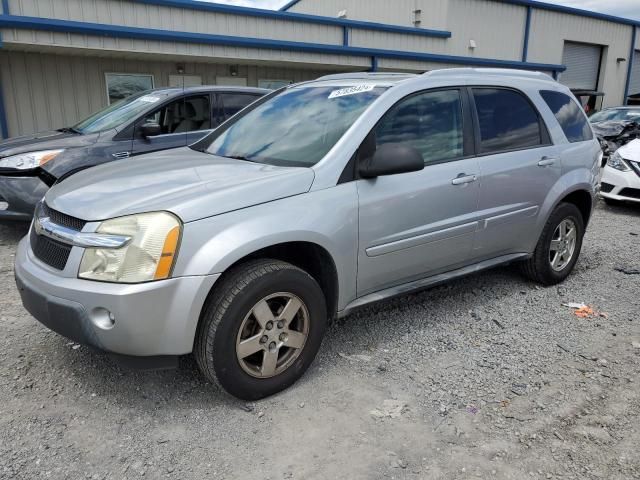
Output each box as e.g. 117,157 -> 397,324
1,200 -> 639,480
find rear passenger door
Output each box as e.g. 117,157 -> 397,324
470,87 -> 561,258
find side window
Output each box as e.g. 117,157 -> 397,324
540,90 -> 594,142
375,89 -> 464,165
472,88 -> 543,154
220,94 -> 261,122
138,95 -> 211,135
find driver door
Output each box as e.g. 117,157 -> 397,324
356,88 -> 482,296
131,94 -> 211,155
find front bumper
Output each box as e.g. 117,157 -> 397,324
600,166 -> 640,203
15,236 -> 220,356
0,176 -> 48,220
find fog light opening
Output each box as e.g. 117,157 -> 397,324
90,307 -> 116,330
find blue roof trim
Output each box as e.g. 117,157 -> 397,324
134,0 -> 451,38
498,0 -> 639,27
0,15 -> 566,73
280,0 -> 302,11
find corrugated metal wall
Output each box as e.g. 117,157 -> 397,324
528,8 -> 633,107
0,50 -> 328,137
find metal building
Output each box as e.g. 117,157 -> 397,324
0,0 -> 638,139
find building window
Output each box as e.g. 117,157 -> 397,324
105,73 -> 154,104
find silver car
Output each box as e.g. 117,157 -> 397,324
14,69 -> 601,400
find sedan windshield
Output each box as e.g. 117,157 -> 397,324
590,108 -> 640,123
205,85 -> 387,167
73,92 -> 170,134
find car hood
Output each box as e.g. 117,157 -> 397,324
0,130 -> 98,157
45,147 -> 315,223
618,138 -> 640,160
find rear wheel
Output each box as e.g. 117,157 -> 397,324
521,203 -> 585,286
195,259 -> 327,400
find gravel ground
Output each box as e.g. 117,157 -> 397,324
1,200 -> 639,480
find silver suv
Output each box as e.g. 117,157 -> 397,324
15,69 -> 601,400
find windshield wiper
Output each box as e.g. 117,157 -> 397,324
223,154 -> 256,163
57,127 -> 82,134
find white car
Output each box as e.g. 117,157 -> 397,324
600,139 -> 640,205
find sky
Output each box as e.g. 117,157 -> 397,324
200,0 -> 640,21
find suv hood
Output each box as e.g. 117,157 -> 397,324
46,147 -> 315,223
0,130 -> 98,158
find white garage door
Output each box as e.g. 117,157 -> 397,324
628,50 -> 640,97
560,42 -> 602,91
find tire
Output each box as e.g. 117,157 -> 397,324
521,203 -> 585,286
195,259 -> 327,400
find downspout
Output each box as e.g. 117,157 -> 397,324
522,6 -> 532,62
0,0 -> 9,139
624,26 -> 637,105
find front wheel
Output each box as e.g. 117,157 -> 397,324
521,203 -> 585,286
195,259 -> 327,400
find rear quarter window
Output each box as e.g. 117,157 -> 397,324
540,90 -> 593,143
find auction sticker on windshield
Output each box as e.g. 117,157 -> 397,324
328,85 -> 375,99
139,95 -> 161,103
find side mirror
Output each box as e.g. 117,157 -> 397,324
359,143 -> 424,178
140,122 -> 162,138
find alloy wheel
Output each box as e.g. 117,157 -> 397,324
235,292 -> 310,378
549,218 -> 577,272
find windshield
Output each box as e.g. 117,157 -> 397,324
73,91 -> 170,134
205,85 -> 387,167
590,108 -> 640,123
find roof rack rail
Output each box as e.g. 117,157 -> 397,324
316,72 -> 418,81
424,68 -> 552,79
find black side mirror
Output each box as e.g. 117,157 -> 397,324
140,122 -> 162,138
359,143 -> 424,178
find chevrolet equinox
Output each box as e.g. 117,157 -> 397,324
15,69 -> 601,400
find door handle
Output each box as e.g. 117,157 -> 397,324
538,157 -> 556,167
451,174 -> 478,186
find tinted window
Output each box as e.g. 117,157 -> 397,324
540,90 -> 594,142
220,94 -> 261,121
375,89 -> 464,164
473,88 -> 543,154
138,95 -> 211,135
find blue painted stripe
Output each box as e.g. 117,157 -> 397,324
134,0 -> 451,38
522,6 -> 531,62
0,15 -> 566,73
624,27 -> 637,104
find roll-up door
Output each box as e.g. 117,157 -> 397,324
560,42 -> 602,91
629,51 -> 640,97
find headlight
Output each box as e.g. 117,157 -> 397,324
79,212 -> 181,283
0,149 -> 65,170
606,151 -> 631,172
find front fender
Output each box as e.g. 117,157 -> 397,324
173,184 -> 359,310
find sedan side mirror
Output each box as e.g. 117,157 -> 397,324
359,143 -> 424,178
140,122 -> 162,138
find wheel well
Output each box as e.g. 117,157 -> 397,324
226,242 -> 339,319
560,190 -> 593,225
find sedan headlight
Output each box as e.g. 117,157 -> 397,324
0,149 -> 65,170
606,151 -> 631,172
79,212 -> 181,283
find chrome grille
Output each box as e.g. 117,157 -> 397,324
41,203 -> 87,231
